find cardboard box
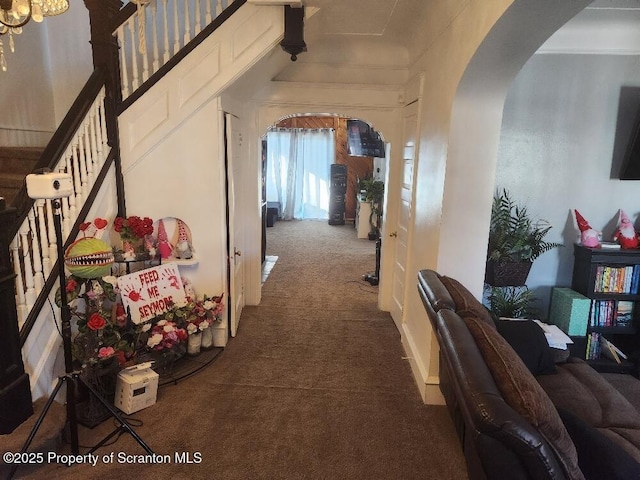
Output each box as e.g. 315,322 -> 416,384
114,362 -> 159,414
549,287 -> 590,337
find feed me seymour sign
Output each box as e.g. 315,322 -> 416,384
116,263 -> 187,324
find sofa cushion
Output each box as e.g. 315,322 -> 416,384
495,319 -> 556,375
440,276 -> 496,328
463,315 -> 583,480
557,407 -> 640,480
537,359 -> 640,464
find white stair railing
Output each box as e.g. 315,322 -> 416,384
117,0 -> 234,101
11,89 -> 110,329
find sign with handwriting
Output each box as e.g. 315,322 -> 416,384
116,263 -> 187,324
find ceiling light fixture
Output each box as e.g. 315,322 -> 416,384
0,0 -> 69,72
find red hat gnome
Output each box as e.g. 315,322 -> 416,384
157,218 -> 174,259
613,209 -> 639,249
574,210 -> 600,248
175,219 -> 193,259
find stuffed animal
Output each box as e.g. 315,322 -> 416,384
174,219 -> 193,260
612,209 -> 640,249
574,210 -> 600,248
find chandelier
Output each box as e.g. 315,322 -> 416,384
0,0 -> 69,72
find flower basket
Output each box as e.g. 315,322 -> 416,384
484,260 -> 532,287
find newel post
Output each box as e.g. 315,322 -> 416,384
84,0 -> 127,217
0,201 -> 33,433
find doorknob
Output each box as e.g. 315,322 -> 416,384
234,248 -> 242,257
389,231 -> 397,238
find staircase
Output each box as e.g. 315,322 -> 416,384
0,0 -> 289,467
0,147 -> 44,206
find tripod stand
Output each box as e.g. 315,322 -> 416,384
8,200 -> 153,480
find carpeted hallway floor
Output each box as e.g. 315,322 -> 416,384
9,219 -> 468,480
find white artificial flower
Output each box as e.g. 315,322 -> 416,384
147,333 -> 163,348
102,276 -> 118,287
199,320 -> 210,331
163,324 -> 175,333
187,323 -> 198,334
156,319 -> 167,327
91,280 -> 104,296
141,323 -> 151,332
203,300 -> 214,310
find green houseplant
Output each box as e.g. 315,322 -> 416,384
487,286 -> 537,318
359,177 -> 385,240
485,189 -> 562,286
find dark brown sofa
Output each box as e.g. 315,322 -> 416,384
418,269 -> 640,480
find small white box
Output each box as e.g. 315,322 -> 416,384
114,363 -> 159,414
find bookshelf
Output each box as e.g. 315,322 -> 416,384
571,244 -> 640,373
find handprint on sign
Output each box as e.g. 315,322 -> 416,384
122,285 -> 145,303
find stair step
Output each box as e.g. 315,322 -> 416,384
0,147 -> 43,175
0,173 -> 27,205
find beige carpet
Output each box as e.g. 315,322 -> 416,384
7,219 -> 468,480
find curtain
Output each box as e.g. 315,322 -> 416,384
266,128 -> 335,220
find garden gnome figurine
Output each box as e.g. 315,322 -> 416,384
613,209 -> 640,249
574,210 -> 600,248
157,219 -> 173,259
175,219 -> 193,259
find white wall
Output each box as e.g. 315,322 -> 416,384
0,24 -> 55,146
495,52 -> 640,317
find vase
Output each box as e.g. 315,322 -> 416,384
201,327 -> 213,350
212,326 -> 227,347
187,332 -> 202,356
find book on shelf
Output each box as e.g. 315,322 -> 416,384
599,336 -> 621,364
593,265 -> 640,294
615,301 -> 634,327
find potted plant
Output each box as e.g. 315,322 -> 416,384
359,177 -> 384,240
487,286 -> 537,318
485,189 -> 562,286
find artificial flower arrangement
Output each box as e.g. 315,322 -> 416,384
113,215 -> 155,261
56,275 -> 137,371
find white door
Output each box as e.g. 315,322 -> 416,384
390,103 -> 418,330
225,113 -> 245,337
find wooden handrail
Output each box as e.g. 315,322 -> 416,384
9,69 -> 106,240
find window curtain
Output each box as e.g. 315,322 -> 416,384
266,128 -> 335,220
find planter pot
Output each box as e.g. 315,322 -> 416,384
187,333 -> 202,356
201,327 -> 214,350
485,260 -> 532,287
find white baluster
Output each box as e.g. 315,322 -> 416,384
93,99 -> 104,161
36,200 -> 51,278
77,140 -> 89,202
45,199 -> 57,274
89,112 -> 99,171
151,1 -> 160,73
83,124 -> 94,188
71,146 -> 83,208
128,19 -> 140,91
117,25 -> 130,99
98,90 -> 108,150
11,236 -> 27,328
139,5 -> 150,82
216,0 -> 222,16
195,0 -> 202,35
19,221 -> 36,314
58,165 -> 71,237
162,0 -> 170,63
173,0 -> 180,55
27,207 -> 44,294
65,153 -> 77,223
205,0 -> 211,24
183,0 -> 191,45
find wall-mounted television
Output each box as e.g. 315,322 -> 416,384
347,119 -> 385,158
620,109 -> 640,180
